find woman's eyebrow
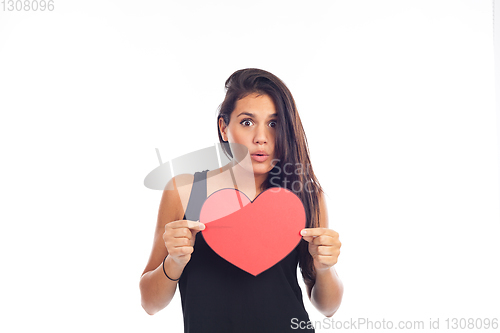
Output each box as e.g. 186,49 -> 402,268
236,112 -> 278,118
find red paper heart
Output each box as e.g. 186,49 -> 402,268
200,187 -> 305,276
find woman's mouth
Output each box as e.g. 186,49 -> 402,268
251,154 -> 269,162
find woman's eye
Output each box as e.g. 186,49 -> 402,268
240,119 -> 276,127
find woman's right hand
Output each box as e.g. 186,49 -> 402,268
163,220 -> 206,267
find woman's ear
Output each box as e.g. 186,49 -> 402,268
218,117 -> 228,141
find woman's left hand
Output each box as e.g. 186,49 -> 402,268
300,228 -> 341,271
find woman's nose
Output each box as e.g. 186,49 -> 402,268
253,125 -> 269,144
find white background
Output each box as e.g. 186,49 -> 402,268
1,1 -> 499,332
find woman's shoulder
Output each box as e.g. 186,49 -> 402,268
165,169 -> 213,194
163,170 -> 212,220
156,174 -> 191,224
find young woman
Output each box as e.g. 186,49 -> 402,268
140,68 -> 343,332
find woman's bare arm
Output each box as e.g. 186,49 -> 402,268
303,192 -> 344,317
139,174 -> 204,315
306,266 -> 344,317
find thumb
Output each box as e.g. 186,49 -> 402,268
191,219 -> 205,234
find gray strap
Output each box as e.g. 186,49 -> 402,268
184,170 -> 209,221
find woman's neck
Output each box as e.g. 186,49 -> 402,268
224,160 -> 267,196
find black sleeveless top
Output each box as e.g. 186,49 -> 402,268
179,170 -> 314,333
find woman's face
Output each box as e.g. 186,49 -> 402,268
219,92 -> 278,176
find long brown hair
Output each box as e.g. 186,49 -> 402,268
216,68 -> 323,285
